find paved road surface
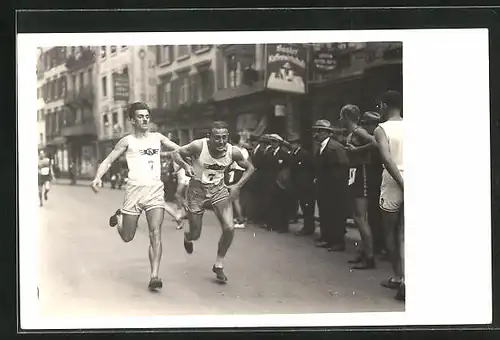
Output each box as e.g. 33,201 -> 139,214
37,182 -> 404,317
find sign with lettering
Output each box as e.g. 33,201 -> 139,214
113,73 -> 130,101
312,44 -> 338,72
265,44 -> 307,94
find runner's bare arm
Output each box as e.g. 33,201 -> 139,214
94,137 -> 128,181
348,127 -> 377,152
171,140 -> 202,176
374,126 -> 404,189
156,132 -> 180,151
230,148 -> 255,189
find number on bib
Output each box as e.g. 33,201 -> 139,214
228,171 -> 235,184
207,173 -> 216,182
348,168 -> 357,186
40,168 -> 50,175
148,160 -> 154,171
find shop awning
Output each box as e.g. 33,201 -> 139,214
46,136 -> 67,146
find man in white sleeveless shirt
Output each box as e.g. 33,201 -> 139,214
173,121 -> 255,283
38,150 -> 54,207
373,90 -> 405,301
90,102 -> 181,291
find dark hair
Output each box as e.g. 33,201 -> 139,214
128,102 -> 151,119
211,120 -> 229,131
340,104 -> 361,122
379,91 -> 402,110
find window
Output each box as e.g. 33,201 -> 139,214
71,46 -> 76,56
72,75 -> 77,92
37,88 -> 40,99
87,68 -> 93,85
177,45 -> 189,59
79,72 -> 84,89
199,70 -> 214,100
100,46 -> 107,58
158,45 -> 173,65
179,75 -> 189,104
161,81 -> 172,108
226,55 -> 239,88
102,76 -> 107,97
103,114 -> 109,126
112,112 -> 118,125
39,133 -> 43,144
121,45 -> 127,50
110,46 -> 117,54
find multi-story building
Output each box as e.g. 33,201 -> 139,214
36,48 -> 46,152
40,47 -> 70,174
151,44 -> 217,145
212,43 -> 402,149
63,45 -> 99,179
96,45 -> 157,160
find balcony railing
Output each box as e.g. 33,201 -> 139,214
63,85 -> 94,109
61,121 -> 97,137
65,48 -> 96,71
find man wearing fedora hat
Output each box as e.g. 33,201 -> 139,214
312,119 -> 350,252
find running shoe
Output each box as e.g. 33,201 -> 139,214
212,265 -> 228,283
109,209 -> 122,228
148,277 -> 163,291
184,236 -> 193,254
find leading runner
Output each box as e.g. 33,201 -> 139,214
90,102 -> 181,291
172,121 -> 255,283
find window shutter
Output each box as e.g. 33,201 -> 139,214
157,84 -> 163,108
206,70 -> 214,99
169,46 -> 174,63
156,46 -> 161,65
171,78 -> 179,109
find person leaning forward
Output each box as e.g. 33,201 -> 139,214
312,119 -> 350,252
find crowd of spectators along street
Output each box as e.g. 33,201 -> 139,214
159,90 -> 404,301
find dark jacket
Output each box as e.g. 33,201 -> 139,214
290,146 -> 314,191
315,137 -> 349,187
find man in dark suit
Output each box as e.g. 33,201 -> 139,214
288,135 -> 316,236
247,135 -> 271,226
312,120 -> 350,252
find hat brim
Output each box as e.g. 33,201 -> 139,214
312,126 -> 334,131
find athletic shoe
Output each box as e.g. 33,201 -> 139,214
148,277 -> 163,291
212,265 -> 228,283
234,223 -> 246,229
109,209 -> 122,228
184,236 -> 193,254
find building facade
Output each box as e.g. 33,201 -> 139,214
40,47 -> 71,174
151,44 -> 217,145
63,46 -> 99,179
96,45 -> 157,161
36,48 -> 46,152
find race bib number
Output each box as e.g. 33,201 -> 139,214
348,168 -> 357,186
40,167 -> 50,175
148,160 -> 155,171
228,171 -> 235,184
202,171 -> 222,184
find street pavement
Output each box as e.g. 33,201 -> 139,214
37,180 -> 404,318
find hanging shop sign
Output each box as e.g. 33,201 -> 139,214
265,44 -> 307,94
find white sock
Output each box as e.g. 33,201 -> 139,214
214,257 -> 224,268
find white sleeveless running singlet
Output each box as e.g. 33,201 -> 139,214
38,158 -> 51,176
125,133 -> 162,185
379,120 -> 404,171
192,138 -> 233,185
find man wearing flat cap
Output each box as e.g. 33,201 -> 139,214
288,135 -> 316,236
312,119 -> 350,252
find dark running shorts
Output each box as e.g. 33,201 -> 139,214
186,179 -> 230,214
38,174 -> 51,186
348,164 -> 368,198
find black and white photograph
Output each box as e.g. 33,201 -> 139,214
18,29 -> 492,330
